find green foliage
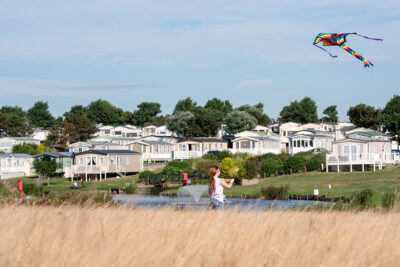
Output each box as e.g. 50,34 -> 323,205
64,105 -> 88,117
124,183 -> 137,194
285,155 -> 306,173
381,192 -> 395,210
306,153 -> 325,171
195,159 -> 219,174
138,170 -> 153,179
12,144 -> 38,155
47,114 -> 97,148
163,160 -> 193,174
204,98 -> 233,124
257,153 -> 277,162
202,153 -> 218,160
350,189 -> 374,210
347,104 -> 381,129
260,158 -> 280,177
261,185 -> 289,200
0,113 -> 32,136
322,105 -> 338,123
221,157 -> 234,177
173,97 -> 198,114
23,183 -> 44,196
224,110 -> 257,134
279,97 -> 318,123
165,111 -> 194,137
242,156 -> 259,178
46,191 -> 113,206
381,95 -> 400,137
218,150 -> 232,160
132,102 -> 162,127
87,99 -> 126,125
27,101 -> 55,128
187,110 -> 220,137
33,158 -> 60,178
0,105 -> 26,117
237,103 -> 271,126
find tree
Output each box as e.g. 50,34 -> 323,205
237,103 -> 271,126
132,102 -> 162,127
165,111 -> 195,137
224,110 -> 257,134
173,98 -> 198,114
279,97 -> 318,123
87,99 -> 126,125
0,105 -> 26,117
204,98 -> 233,123
347,104 -> 381,129
33,157 -> 61,184
322,105 -> 338,123
27,101 -> 55,128
12,144 -> 38,155
187,110 -> 220,137
381,95 -> 400,137
64,105 -> 88,117
48,114 -> 97,148
0,113 -> 32,136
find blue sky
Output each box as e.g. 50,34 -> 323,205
0,0 -> 399,121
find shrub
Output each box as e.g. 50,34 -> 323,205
139,171 -> 153,179
218,150 -> 232,160
124,184 -> 137,194
23,183 -> 44,196
202,153 -> 218,160
307,154 -> 325,172
257,153 -> 277,162
163,160 -> 193,174
195,159 -> 219,174
285,155 -> 307,173
350,189 -> 374,210
260,158 -> 279,177
242,157 -> 259,178
221,158 -> 234,177
261,185 -> 289,200
382,192 -> 395,210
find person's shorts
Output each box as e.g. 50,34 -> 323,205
210,198 -> 224,210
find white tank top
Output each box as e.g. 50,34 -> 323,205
211,177 -> 225,202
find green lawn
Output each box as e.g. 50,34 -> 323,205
225,165 -> 400,204
4,175 -> 138,192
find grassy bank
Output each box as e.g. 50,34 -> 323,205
0,206 -> 399,266
4,175 -> 139,192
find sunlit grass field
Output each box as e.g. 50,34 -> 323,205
0,206 -> 399,266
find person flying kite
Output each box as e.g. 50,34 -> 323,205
313,33 -> 383,67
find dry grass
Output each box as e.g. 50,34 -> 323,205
1,207 -> 400,266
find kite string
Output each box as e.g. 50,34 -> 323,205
313,44 -> 338,58
355,33 -> 383,41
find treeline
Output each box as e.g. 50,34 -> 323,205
1,95 -> 400,147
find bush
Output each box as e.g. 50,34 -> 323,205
195,159 -> 219,174
261,185 -> 289,200
260,158 -> 279,177
350,189 -> 374,210
257,153 -> 277,162
139,170 -> 153,179
163,160 -> 193,174
23,183 -> 44,196
124,183 -> 137,194
221,158 -> 234,177
218,150 -> 232,160
47,191 -> 113,206
285,155 -> 307,173
202,153 -> 218,160
382,192 -> 395,210
306,154 -> 325,172
242,157 -> 259,178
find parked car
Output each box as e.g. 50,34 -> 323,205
308,148 -> 328,154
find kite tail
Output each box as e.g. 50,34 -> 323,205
339,44 -> 373,67
355,33 -> 383,41
313,44 -> 337,58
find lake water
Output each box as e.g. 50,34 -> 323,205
113,195 -> 330,211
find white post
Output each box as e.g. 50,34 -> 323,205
362,164 -> 364,172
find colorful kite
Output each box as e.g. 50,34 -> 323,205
313,33 -> 383,67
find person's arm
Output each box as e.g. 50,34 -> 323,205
220,179 -> 235,189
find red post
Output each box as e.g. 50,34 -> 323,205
17,181 -> 23,199
183,173 -> 188,186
